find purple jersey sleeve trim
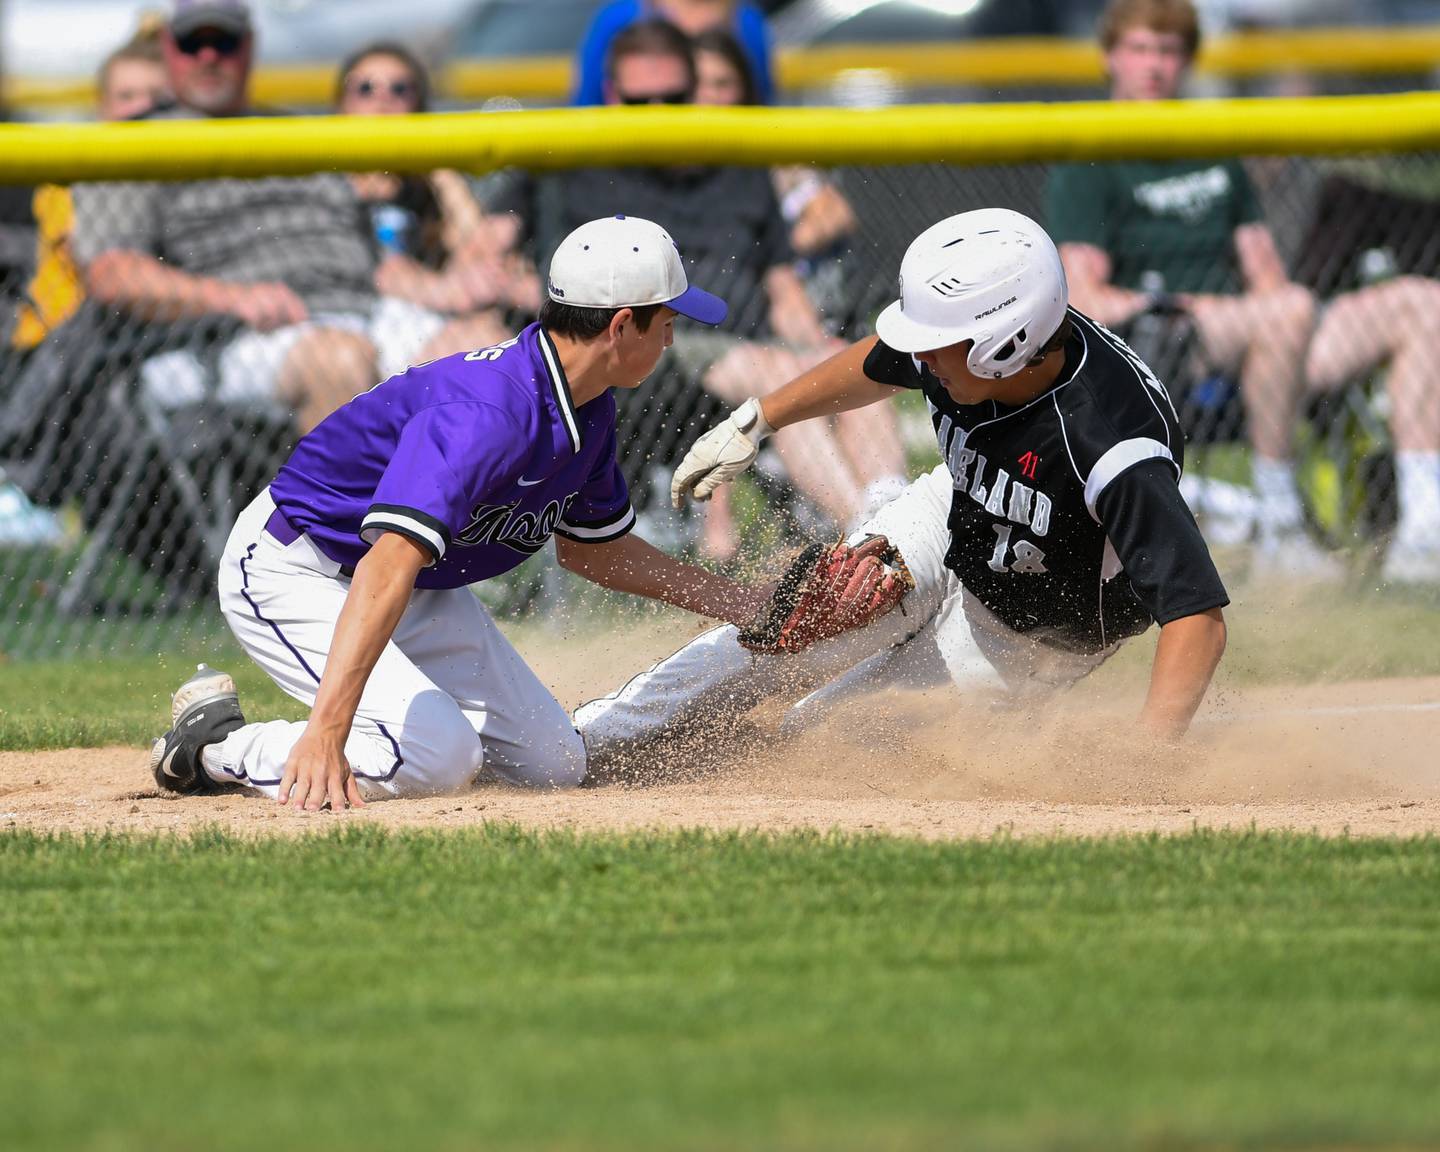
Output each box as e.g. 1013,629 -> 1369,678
537,326 -> 581,454
554,504 -> 636,543
559,503 -> 634,531
360,504 -> 450,563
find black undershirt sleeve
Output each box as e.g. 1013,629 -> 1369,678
862,339 -> 925,390
1096,459 -> 1230,626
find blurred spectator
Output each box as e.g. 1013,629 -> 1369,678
1045,0 -> 1340,582
692,27 -> 856,322
98,16 -> 173,121
11,21 -> 171,356
0,189 -> 35,351
509,20 -> 906,559
0,60 -> 32,353
70,0 -> 446,433
0,60 -> 67,548
573,0 -> 773,107
1294,168 -> 1440,583
335,41 -> 537,355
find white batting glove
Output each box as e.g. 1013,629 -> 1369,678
670,397 -> 776,508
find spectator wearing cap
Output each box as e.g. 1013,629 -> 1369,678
69,0 -> 450,432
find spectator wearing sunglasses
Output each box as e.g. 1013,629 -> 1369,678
573,0 -> 773,108
70,1 -> 449,434
502,20 -> 907,560
335,42 -> 537,358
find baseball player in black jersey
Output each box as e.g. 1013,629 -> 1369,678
574,209 -> 1228,764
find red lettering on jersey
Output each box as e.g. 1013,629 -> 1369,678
1018,451 -> 1039,480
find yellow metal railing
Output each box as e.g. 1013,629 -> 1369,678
776,28 -> 1440,90
5,27 -> 1439,113
2,93 -> 1438,184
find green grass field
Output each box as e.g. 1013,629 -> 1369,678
5,508 -> 1439,1150
2,828 -> 1439,1151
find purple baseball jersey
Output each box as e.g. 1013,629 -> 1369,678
268,323 -> 634,589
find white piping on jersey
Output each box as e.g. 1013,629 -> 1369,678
360,511 -> 446,562
557,506 -> 636,540
537,327 -> 582,455
1096,567 -> 1106,651
1083,438 -> 1177,522
1055,390 -> 1084,488
1100,538 -> 1122,581
1070,310 -> 1180,454
1094,536 -> 1124,651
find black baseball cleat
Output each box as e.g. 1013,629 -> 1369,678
149,664 -> 246,795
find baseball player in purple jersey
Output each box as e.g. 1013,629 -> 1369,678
149,215 -> 797,810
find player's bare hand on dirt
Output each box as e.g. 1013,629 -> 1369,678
223,282 -> 310,332
671,397 -> 774,507
278,734 -> 365,812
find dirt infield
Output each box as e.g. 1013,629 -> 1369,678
3,622 -> 1439,838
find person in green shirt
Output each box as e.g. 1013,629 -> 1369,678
1046,0 -> 1337,582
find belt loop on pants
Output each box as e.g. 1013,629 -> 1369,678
263,506 -> 302,547
263,506 -> 355,578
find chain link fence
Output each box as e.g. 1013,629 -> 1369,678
3,148 -> 1439,657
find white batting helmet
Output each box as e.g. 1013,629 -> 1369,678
875,208 -> 1069,379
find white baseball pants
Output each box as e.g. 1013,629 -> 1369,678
575,465 -> 1118,770
207,489 -> 586,800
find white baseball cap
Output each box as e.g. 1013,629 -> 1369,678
875,208 -> 1068,378
547,215 -> 727,325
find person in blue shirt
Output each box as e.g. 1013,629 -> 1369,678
573,0 -> 773,106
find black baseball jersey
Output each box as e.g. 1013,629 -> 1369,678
864,308 -> 1228,654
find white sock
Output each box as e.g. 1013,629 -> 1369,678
200,743 -> 226,781
1395,451 -> 1440,547
1252,456 -> 1303,535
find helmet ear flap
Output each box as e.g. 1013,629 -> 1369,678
968,325 -> 1032,378
992,329 -> 1026,364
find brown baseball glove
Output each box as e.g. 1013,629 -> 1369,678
737,534 -> 914,655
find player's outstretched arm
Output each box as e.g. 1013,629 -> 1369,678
758,338 -> 902,427
278,532 -> 429,811
671,339 -> 902,508
1139,607 -> 1227,738
555,532 -> 768,626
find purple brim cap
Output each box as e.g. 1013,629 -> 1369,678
667,285 -> 727,326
